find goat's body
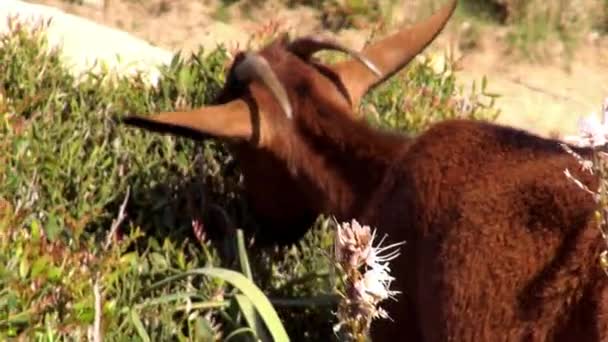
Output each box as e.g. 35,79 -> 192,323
359,119 -> 607,340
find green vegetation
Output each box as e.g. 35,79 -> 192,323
502,1 -> 586,62
286,0 -> 607,62
460,0 -> 607,62
57,0 -> 608,64
0,17 -> 497,340
284,0 -> 402,31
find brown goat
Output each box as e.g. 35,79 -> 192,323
121,0 -> 608,340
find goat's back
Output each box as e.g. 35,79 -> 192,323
365,119 -> 608,341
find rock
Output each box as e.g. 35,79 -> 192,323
0,0 -> 173,85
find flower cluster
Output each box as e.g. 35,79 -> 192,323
333,219 -> 405,340
561,99 -> 608,198
564,98 -> 608,148
562,97 -> 608,276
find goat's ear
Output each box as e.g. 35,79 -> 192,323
331,0 -> 458,109
121,99 -> 256,142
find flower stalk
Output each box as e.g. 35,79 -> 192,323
332,219 -> 405,341
562,97 -> 608,276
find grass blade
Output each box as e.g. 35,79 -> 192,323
236,229 -> 253,280
149,267 -> 290,342
235,294 -> 271,342
129,309 -> 151,342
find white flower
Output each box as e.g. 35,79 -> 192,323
335,219 -> 372,267
566,109 -> 608,147
365,230 -> 406,270
579,112 -> 608,146
361,266 -> 396,300
350,265 -> 399,320
334,218 -> 405,329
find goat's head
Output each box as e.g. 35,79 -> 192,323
121,0 -> 458,244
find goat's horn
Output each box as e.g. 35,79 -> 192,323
234,52 -> 293,120
287,36 -> 381,77
121,99 -> 253,141
330,0 -> 458,109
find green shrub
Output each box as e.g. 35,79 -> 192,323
284,0 -> 401,31
462,0 -> 604,62
0,17 -> 498,340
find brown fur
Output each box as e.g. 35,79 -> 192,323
358,120 -> 606,340
123,1 -> 608,339
216,40 -> 608,340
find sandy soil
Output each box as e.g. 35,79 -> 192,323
25,0 -> 608,138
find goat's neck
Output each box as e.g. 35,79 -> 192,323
293,121 -> 410,221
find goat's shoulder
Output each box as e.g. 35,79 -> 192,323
422,120 -> 598,230
378,119 -> 594,213
409,119 -> 584,163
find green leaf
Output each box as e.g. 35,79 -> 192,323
30,219 -> 41,243
30,256 -> 50,278
149,252 -> 168,269
120,252 -> 138,266
2,310 -> 31,325
149,267 -> 290,342
73,298 -> 95,323
45,214 -> 61,241
13,137 -> 29,159
177,67 -> 193,93
19,257 -> 30,279
236,229 -> 253,280
234,294 -> 271,342
129,309 -> 151,342
135,292 -> 206,309
46,266 -> 62,282
193,316 -> 217,341
176,251 -> 186,270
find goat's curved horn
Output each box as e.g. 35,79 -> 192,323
121,99 -> 253,141
287,36 -> 381,77
330,0 -> 458,109
233,52 -> 293,120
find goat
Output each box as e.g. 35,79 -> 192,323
121,0 -> 608,340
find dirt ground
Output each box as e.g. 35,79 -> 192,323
26,0 -> 608,138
